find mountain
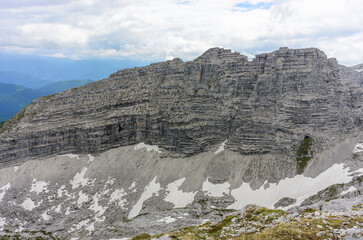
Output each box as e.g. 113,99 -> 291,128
0,83 -> 44,121
0,47 -> 362,239
0,71 -> 55,89
37,79 -> 94,95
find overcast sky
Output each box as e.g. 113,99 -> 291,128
1,0 -> 362,66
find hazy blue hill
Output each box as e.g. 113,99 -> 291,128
0,71 -> 55,88
0,83 -> 44,120
0,79 -> 96,122
37,79 -> 94,94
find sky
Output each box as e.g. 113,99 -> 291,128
0,0 -> 363,66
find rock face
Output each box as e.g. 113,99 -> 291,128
0,47 -> 362,169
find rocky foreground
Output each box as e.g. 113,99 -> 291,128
1,201 -> 362,239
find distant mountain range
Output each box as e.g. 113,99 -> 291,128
0,79 -> 94,123
0,51 -> 151,123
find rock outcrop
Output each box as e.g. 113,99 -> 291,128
0,47 -> 362,169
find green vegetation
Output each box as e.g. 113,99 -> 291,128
139,206 -> 363,240
296,136 -> 313,174
132,233 -> 151,240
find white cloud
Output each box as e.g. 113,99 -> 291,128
0,0 -> 362,65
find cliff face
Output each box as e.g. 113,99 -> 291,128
0,47 -> 362,167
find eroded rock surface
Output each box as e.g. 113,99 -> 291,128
0,47 -> 362,169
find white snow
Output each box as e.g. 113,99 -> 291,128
88,154 -> 94,163
64,154 -> 80,160
41,211 -> 51,221
21,198 -> 41,211
355,69 -> 363,72
57,185 -> 74,199
77,191 -> 89,206
129,182 -> 136,189
30,179 -> 49,194
228,163 -> 359,210
89,193 -> 107,222
14,166 -> 19,172
215,139 -> 227,154
353,143 -> 363,153
106,177 -> 115,186
0,217 -> 6,231
54,204 -> 62,213
164,178 -> 196,208
57,185 -> 66,197
202,219 -> 210,224
70,167 -> 93,189
65,206 -> 73,215
202,178 -> 230,197
110,188 -> 127,208
157,216 -> 176,224
0,183 -> 11,201
341,186 -> 357,195
128,176 -> 161,219
134,142 -> 162,153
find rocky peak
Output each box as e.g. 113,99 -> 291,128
195,47 -> 248,64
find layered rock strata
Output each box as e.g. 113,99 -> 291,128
0,47 -> 362,168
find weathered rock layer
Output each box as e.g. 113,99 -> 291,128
0,47 -> 362,167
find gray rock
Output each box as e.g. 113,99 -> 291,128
274,197 -> 296,208
0,47 -> 362,175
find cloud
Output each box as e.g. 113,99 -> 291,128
0,0 -> 362,65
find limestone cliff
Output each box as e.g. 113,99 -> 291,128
0,47 -> 362,169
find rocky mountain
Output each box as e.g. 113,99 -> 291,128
0,47 -> 362,239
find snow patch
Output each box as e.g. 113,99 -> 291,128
88,154 -> 94,163
129,182 -> 136,189
157,216 -> 176,224
41,211 -> 51,221
54,204 -> 62,213
89,193 -> 107,222
128,176 -> 161,219
110,188 -> 127,208
164,178 -> 196,208
353,143 -> 363,153
21,198 -> 42,211
229,163 -> 359,210
355,69 -> 363,72
134,142 -> 162,153
0,183 -> 11,201
0,217 -> 6,231
106,177 -> 115,186
70,167 -> 94,189
30,179 -> 49,194
64,154 -> 80,160
14,166 -> 19,172
77,191 -> 89,206
202,178 -> 230,197
57,185 -> 66,198
215,139 -> 227,154
341,186 -> 357,195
